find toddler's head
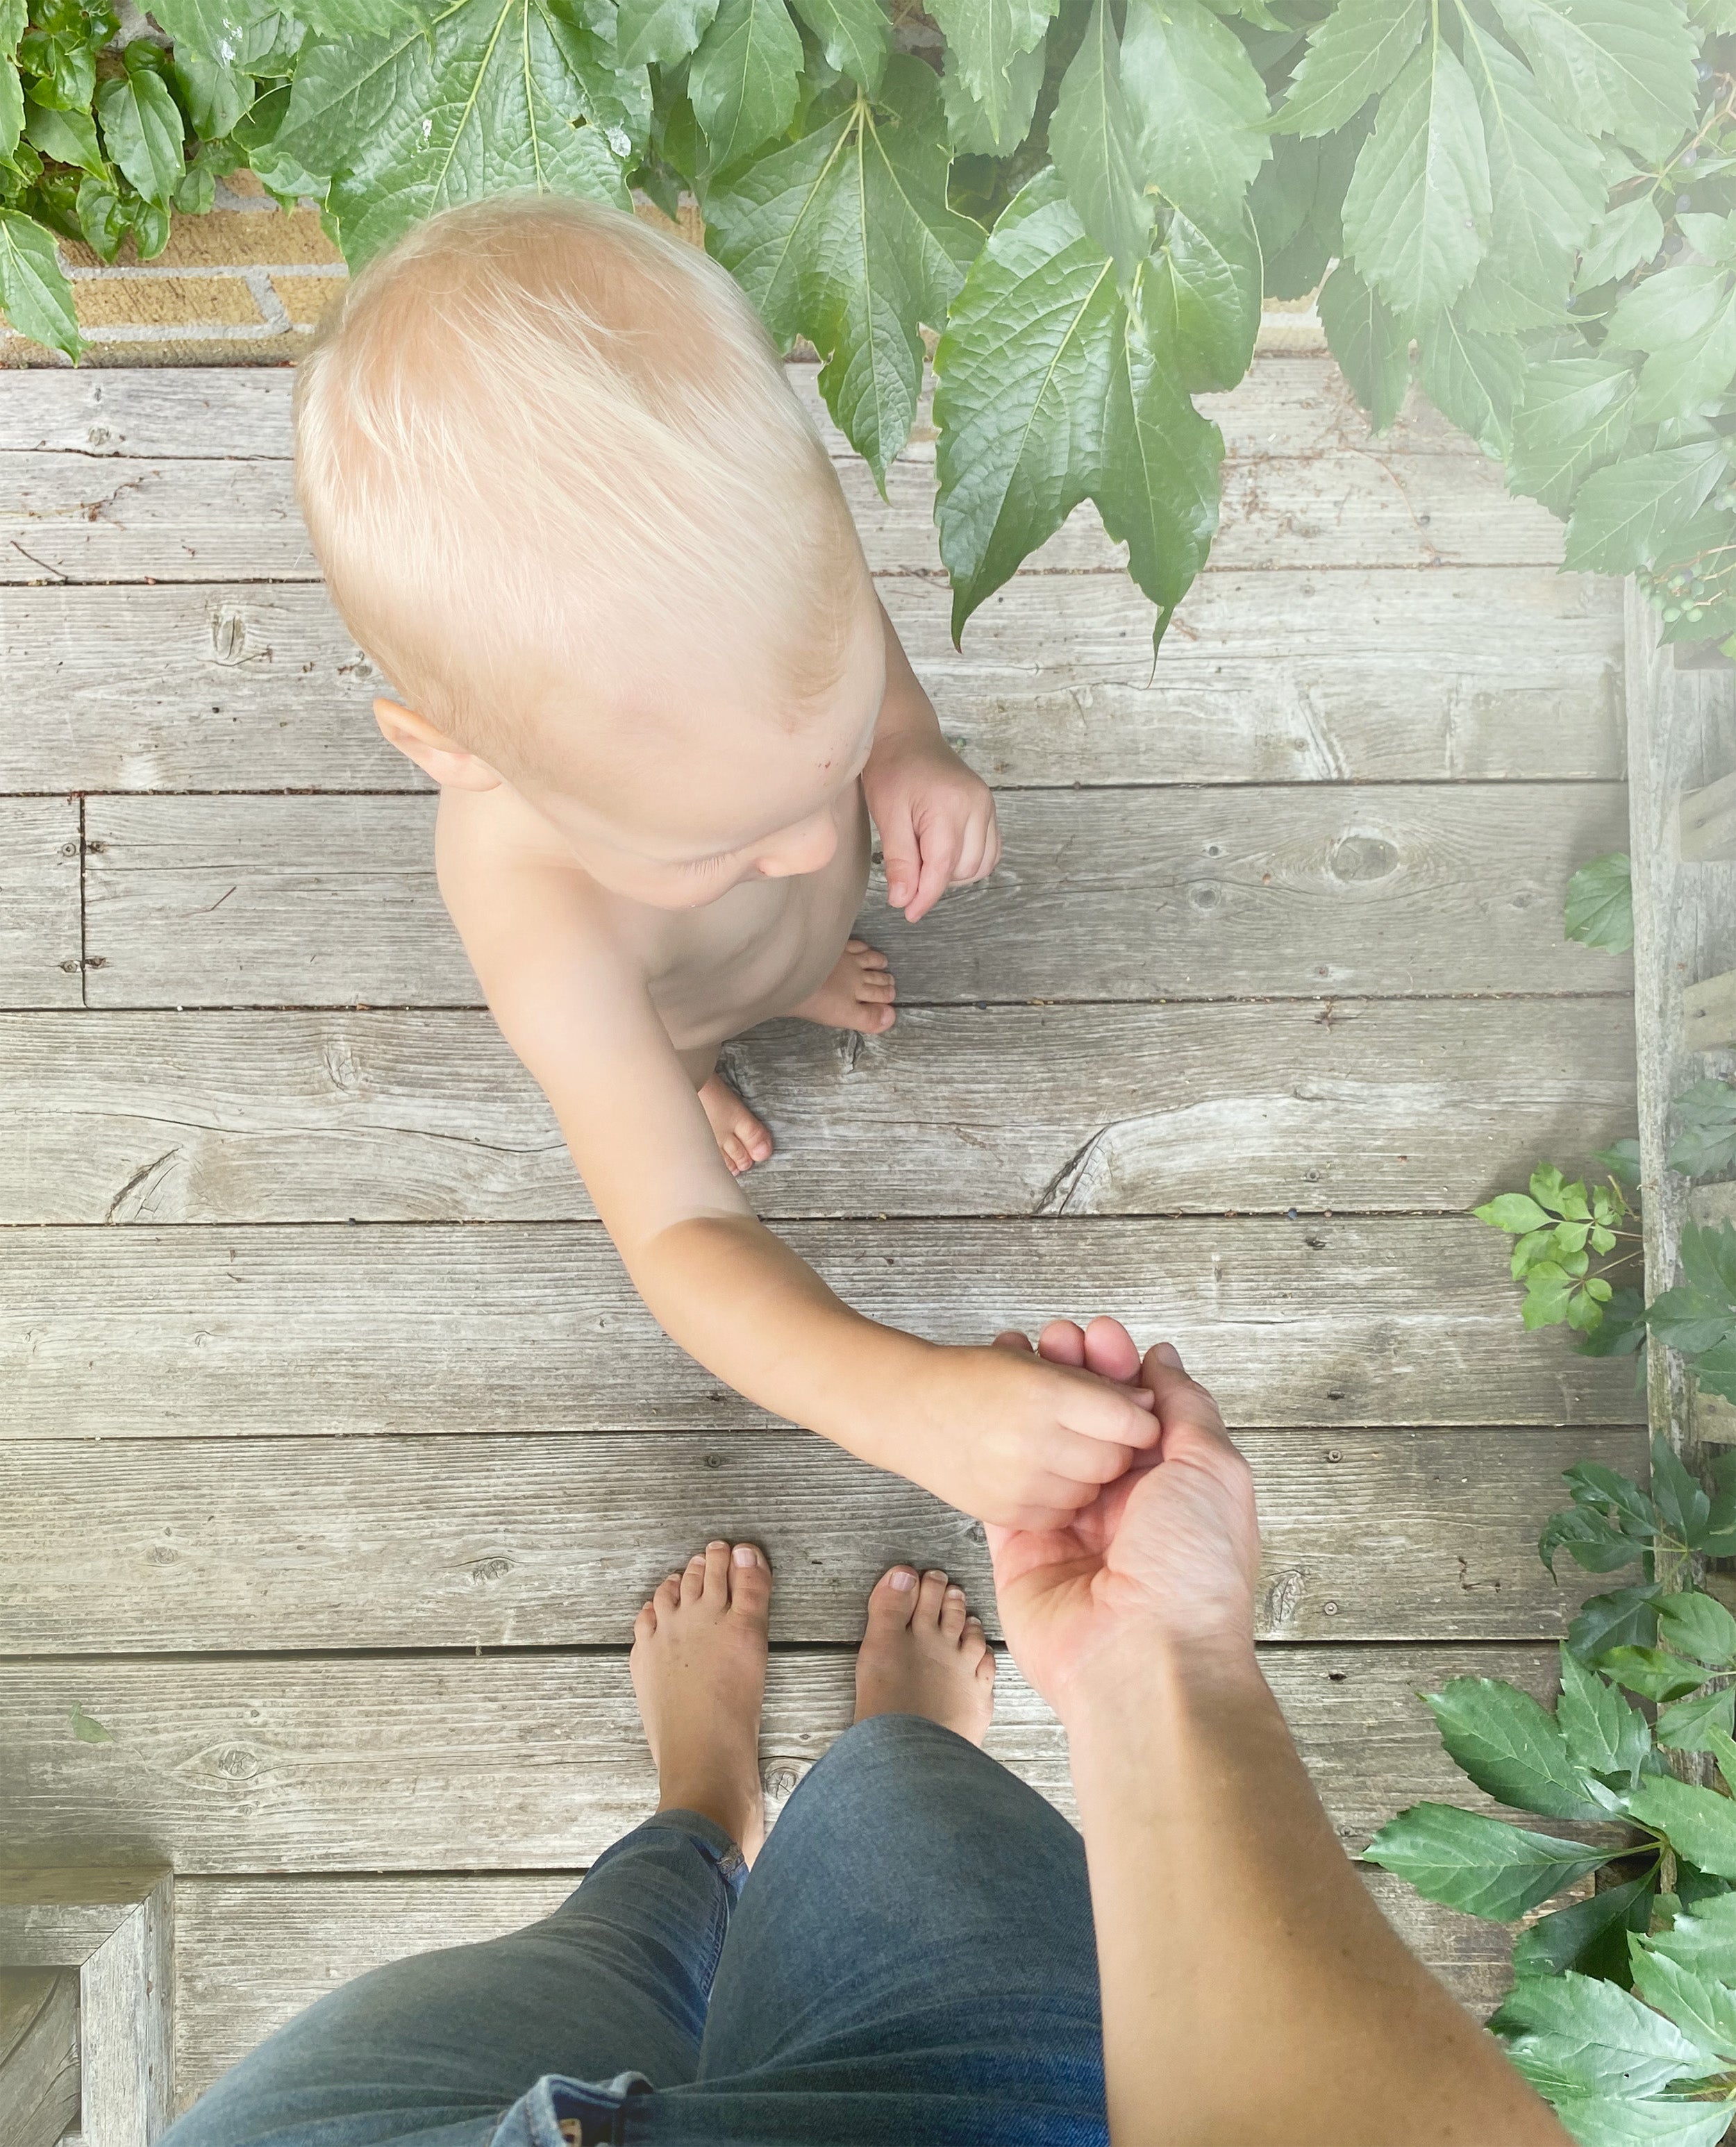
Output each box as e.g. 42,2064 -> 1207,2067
295,192 -> 883,907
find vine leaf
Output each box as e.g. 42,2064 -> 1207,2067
1564,850 -> 1633,952
1604,262 -> 1736,427
1274,0 -> 1424,140
1510,1874 -> 1656,1983
1360,1802 -> 1617,1919
1668,1079 -> 1736,1178
1555,1644 -> 1650,1782
1508,356 -> 1637,516
0,60 -> 19,165
787,0 -> 889,93
1628,1948 -> 1736,2068
1627,1775 -> 1736,1881
1488,0 -> 1698,164
1562,442 -> 1728,574
1050,0 -> 1150,285
1492,1971 -> 1726,2097
1417,312 -> 1524,458
940,35 -> 1041,153
1120,0 -> 1270,234
706,58 -> 981,485
926,0 -> 1058,156
95,50 -> 186,210
1317,259 -> 1409,430
689,0 -> 803,175
615,0 -> 721,68
1576,191 -> 1665,292
1135,204 -> 1259,393
1425,1676 -> 1617,1821
1341,31 -> 1490,325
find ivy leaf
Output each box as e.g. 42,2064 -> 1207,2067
1487,0 -> 1697,164
0,63 -> 20,166
283,0 -> 639,269
1657,1592 -> 1736,1671
1418,312 -> 1524,459
1542,1505 -> 1646,1576
1427,1676 -> 1616,1820
1508,357 -> 1637,517
1670,1082 -> 1736,1179
1576,190 -> 1666,293
1135,203 -> 1259,392
689,0 -> 803,175
786,0 -> 887,90
1557,1644 -> 1652,1780
1119,0 -> 1270,233
1629,1946 -> 1736,2066
1571,1584 -> 1662,1662
1512,1875 -> 1658,1982
1492,1969 -> 1725,2096
1601,1647 -> 1714,1705
1457,14 -> 1603,332
1545,2096 -> 1736,2147
1656,1686 -> 1736,1753
1563,443 -> 1728,576
0,206 -> 78,356
1341,34 -> 1491,326
707,56 -> 980,485
1275,0 -> 1423,138
1627,1775 -> 1736,1880
1564,1460 -> 1656,1538
1360,1802 -> 1618,1918
615,0 -> 721,67
1317,259 -> 1409,431
1050,0 -> 1151,284
928,0 -> 1058,157
145,0 -> 309,66
24,91 -> 104,176
96,49 -> 186,209
1577,1288 -> 1649,1360
1564,850 -> 1634,954
1648,1891 -> 1736,1975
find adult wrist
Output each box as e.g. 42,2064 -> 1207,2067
1057,1627 -> 1267,1762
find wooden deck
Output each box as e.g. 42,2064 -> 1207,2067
0,353 -> 1644,2114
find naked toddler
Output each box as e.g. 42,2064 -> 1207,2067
294,192 -> 1155,1527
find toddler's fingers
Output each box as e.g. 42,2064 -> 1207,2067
1036,1318 -> 1087,1367
880,816 -> 922,914
1046,1425 -> 1140,1487
906,819 -> 962,923
1062,1374 -> 1161,1446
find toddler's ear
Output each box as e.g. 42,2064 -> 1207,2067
373,698 -> 502,792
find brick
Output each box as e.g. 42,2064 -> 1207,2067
272,274 -> 349,326
74,274 -> 265,331
152,205 -> 344,269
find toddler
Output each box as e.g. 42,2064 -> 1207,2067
294,192 -> 1155,1526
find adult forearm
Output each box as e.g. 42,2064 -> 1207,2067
1065,1641 -> 1570,2147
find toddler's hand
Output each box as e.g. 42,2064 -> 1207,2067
884,1339 -> 1160,1528
864,733 -> 1000,924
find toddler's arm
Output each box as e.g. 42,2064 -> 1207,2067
437,809 -> 1155,1527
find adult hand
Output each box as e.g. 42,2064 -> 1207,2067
987,1317 -> 1261,1723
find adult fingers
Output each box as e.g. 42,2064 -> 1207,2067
1139,1344 -> 1231,1450
1036,1318 -> 1087,1367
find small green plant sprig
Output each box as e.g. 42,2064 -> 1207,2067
1367,1448 -> 1736,2142
1474,1161 -> 1644,1342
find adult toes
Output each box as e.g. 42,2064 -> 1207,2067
633,1601 -> 657,1644
728,1543 -> 772,1621
941,1583 -> 968,1639
703,1539 -> 732,1601
916,1569 -> 950,1628
654,1573 -> 683,1617
867,1565 -> 919,1634
679,1552 -> 707,1605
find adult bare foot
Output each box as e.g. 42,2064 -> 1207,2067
698,1074 -> 773,1176
631,1541 -> 772,1862
790,939 -> 896,1035
854,1566 -> 996,1745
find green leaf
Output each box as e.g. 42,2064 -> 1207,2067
24,90 -> 103,176
1276,0 -> 1423,139
1576,189 -> 1665,293
690,0 -> 802,175
1508,356 -> 1637,517
787,0 -> 887,90
707,57 -> 980,485
1565,850 -> 1634,954
615,0 -> 721,67
1487,0 -> 1697,164
1630,1944 -> 1736,2064
0,206 -> 78,355
1658,1592 -> 1736,1671
1456,12 -> 1603,331
1428,1675 -> 1616,1819
1317,258 -> 1408,431
1543,1505 -> 1646,1576
1249,131 -> 1314,257
1657,1687 -> 1736,1753
1119,0 -> 1271,233
1576,1287 -> 1648,1360
1648,1890 -> 1736,1975
928,0 -> 1058,157
1565,1460 -> 1655,1535
1341,33 -> 1490,326
96,52 -> 185,208
74,174 -> 127,260
283,0 -> 638,269
1360,1801 -> 1617,1918
142,0 -> 292,67
1571,1583 -> 1662,1662
1418,312 -> 1524,459
1492,1969 -> 1726,2096
1135,203 -> 1259,392
172,53 -> 255,140
1653,1432 -> 1717,1551
1480,1192 -> 1553,1235
1670,1082 -> 1736,1180
1607,263 -> 1736,426
939,34 -> 1042,154
0,0 -> 23,48
1603,1647 -> 1715,1705
1564,444 -> 1728,576
68,1702 -> 113,1744
0,63 -> 21,167
1512,1874 -> 1658,1982
1050,0 -> 1151,284
1546,2097 -> 1736,2147
1558,1644 -> 1652,1780
1628,1775 -> 1736,1880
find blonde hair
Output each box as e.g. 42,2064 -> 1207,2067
294,192 -> 862,771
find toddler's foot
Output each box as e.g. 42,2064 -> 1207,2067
854,1567 -> 995,1745
699,1074 -> 773,1176
631,1542 -> 772,1862
791,939 -> 896,1035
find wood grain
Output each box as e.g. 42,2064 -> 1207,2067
0,1644 -> 1592,1873
0,998 -> 1637,1225
0,1219 -> 1645,1437
0,799 -> 83,1010
169,1866 -> 1514,2109
80,787 -> 1633,1009
0,566 -> 1623,794
0,1428 -> 1641,1652
0,1969 -> 78,2147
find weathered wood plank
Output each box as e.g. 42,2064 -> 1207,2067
76,1873 -> 174,2147
81,787 -> 1633,1008
169,1865 -> 1512,2108
0,1428 -> 1638,1652
0,799 -> 83,1010
0,1219 -> 1644,1436
0,1870 -> 164,1965
0,1970 -> 78,2147
0,999 -> 1637,1225
0,1644 -> 1585,1873
0,567 -> 1624,794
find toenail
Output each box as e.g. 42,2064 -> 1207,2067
925,1569 -> 946,1581
889,1569 -> 916,1591
946,1585 -> 965,1598
708,1539 -> 727,1550
732,1544 -> 756,1567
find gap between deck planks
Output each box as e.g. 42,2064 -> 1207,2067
0,1428 -> 1642,1651
0,999 -> 1637,1223
0,1218 -> 1644,1436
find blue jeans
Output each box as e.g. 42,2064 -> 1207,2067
164,1714 -> 1103,2147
